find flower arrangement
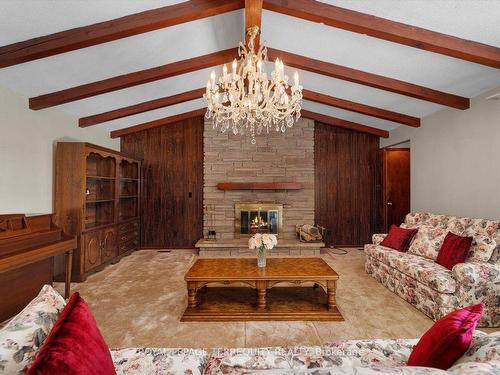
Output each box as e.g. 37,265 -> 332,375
248,233 -> 278,267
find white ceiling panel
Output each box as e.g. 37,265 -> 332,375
262,11 -> 500,96
102,98 -> 206,132
302,100 -> 400,131
58,66 -> 222,118
321,0 -> 500,46
0,0 -> 187,45
0,10 -> 242,96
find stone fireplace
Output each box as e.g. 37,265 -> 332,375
197,117 -> 323,256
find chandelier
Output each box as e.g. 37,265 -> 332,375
204,26 -> 303,144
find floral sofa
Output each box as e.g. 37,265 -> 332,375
1,285 -> 499,375
365,212 -> 500,327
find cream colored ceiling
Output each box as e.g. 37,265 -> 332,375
0,0 -> 499,134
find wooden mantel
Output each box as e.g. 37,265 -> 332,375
216,182 -> 303,190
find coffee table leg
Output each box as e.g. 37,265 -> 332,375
327,280 -> 337,310
256,281 -> 267,308
187,282 -> 197,308
257,289 -> 266,308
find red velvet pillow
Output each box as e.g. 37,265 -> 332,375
380,225 -> 418,252
407,304 -> 483,369
436,232 -> 473,270
27,293 -> 116,375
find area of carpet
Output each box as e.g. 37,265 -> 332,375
54,249 -> 496,349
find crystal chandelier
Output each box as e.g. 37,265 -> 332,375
204,26 -> 303,144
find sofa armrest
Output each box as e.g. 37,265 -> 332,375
452,262 -> 500,287
372,233 -> 387,245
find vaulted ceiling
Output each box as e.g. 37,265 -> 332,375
0,0 -> 499,139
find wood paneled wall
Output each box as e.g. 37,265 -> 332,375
121,116 -> 204,248
314,123 -> 383,247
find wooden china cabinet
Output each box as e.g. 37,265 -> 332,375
54,142 -> 141,281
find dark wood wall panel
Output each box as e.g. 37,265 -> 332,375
314,123 -> 382,246
121,116 -> 204,248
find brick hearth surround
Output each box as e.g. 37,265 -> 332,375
202,118 -> 317,255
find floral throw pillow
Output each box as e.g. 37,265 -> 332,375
0,285 -> 66,374
407,225 -> 450,260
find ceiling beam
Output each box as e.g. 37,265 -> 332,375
301,110 -> 389,138
79,87 -> 205,127
263,0 -> 500,69
268,48 -> 469,109
29,48 -> 238,110
82,86 -> 419,128
110,108 -> 206,138
245,0 -> 263,49
0,0 -> 244,68
302,89 -> 420,127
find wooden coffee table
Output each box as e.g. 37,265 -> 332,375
181,257 -> 343,321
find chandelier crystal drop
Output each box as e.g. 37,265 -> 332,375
204,26 -> 303,144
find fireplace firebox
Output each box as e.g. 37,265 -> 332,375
234,203 -> 283,238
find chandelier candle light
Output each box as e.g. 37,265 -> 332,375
204,26 -> 303,144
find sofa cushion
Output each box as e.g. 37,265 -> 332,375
407,304 -> 483,370
203,339 -> 419,374
408,225 -> 449,260
403,213 -> 499,263
111,348 -> 207,375
462,218 -> 499,263
436,232 -> 473,270
0,285 -> 66,375
448,361 -> 500,375
26,292 -> 116,375
380,225 -> 418,252
365,244 -> 456,293
454,330 -> 500,365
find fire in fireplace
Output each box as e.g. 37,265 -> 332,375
234,203 -> 283,238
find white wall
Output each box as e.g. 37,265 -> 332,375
381,87 -> 500,220
0,86 -> 119,213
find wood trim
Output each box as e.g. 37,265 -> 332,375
0,0 -> 244,68
216,182 -> 303,190
83,87 -> 419,128
302,110 -> 389,138
79,87 -> 205,127
110,108 -> 206,138
302,89 -> 420,127
29,49 -> 238,110
268,48 -> 469,110
263,0 -> 500,68
245,0 -> 263,49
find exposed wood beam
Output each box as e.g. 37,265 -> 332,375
79,88 -> 205,127
245,0 -> 263,49
268,48 -> 469,109
0,0 -> 244,68
302,89 -> 420,127
263,0 -> 500,69
301,110 -> 389,138
81,86 -> 419,128
110,108 -> 206,138
29,48 -> 238,110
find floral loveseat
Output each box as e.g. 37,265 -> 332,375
1,285 -> 499,374
365,212 -> 500,327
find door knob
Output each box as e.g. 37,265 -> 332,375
387,202 -> 393,206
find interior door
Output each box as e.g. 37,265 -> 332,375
383,148 -> 410,230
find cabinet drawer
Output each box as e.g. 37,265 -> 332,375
119,239 -> 139,254
119,230 -> 139,244
119,221 -> 139,234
